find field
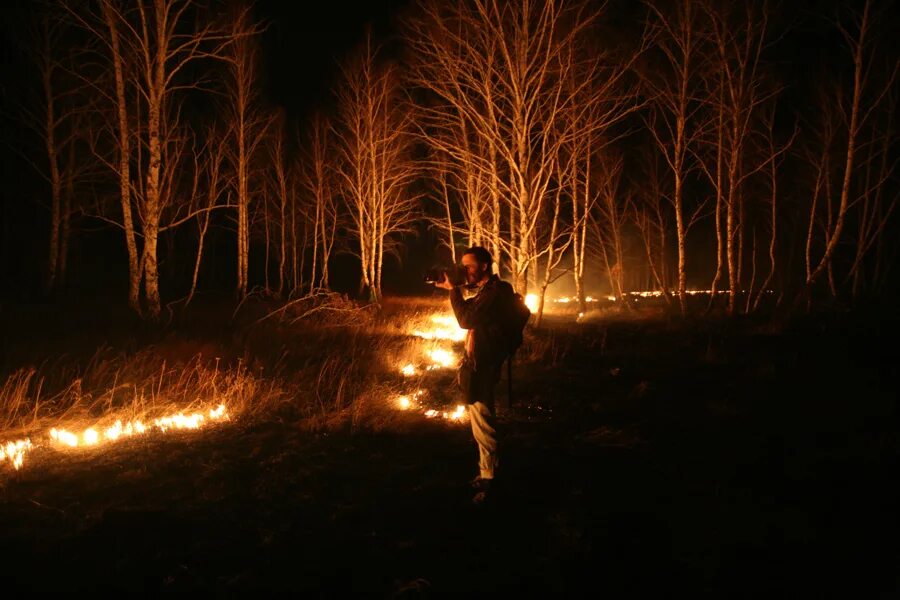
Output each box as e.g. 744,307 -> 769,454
0,295 -> 897,596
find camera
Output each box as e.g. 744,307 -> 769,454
424,264 -> 467,286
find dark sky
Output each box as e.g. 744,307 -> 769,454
253,0 -> 412,121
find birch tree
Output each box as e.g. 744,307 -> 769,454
641,0 -> 710,313
298,112 -> 339,293
704,0 -> 774,314
408,0 -> 636,294
185,123 -> 230,307
223,5 -> 268,300
16,11 -> 86,293
805,0 -> 898,297
334,32 -> 418,302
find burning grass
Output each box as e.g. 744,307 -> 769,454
0,294 -> 562,471
0,349 -> 275,470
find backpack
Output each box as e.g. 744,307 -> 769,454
499,288 -> 531,357
497,287 -> 530,411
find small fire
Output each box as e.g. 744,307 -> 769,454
449,404 -> 466,421
0,404 -> 233,471
0,438 -> 32,470
427,348 -> 456,368
525,293 -> 539,313
394,312 -> 468,423
391,392 -> 466,423
425,404 -> 468,422
412,315 -> 466,342
48,405 -> 228,450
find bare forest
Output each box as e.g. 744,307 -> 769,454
0,0 -> 895,319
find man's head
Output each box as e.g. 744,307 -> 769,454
461,246 -> 493,285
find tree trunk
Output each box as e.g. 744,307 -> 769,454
806,1 -> 869,290
102,0 -> 141,314
42,48 -> 62,293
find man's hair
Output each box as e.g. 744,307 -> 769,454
462,245 -> 493,273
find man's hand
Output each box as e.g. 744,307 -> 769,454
433,272 -> 454,290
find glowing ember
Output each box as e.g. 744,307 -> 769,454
525,294 -> 539,313
0,438 -> 32,470
398,396 -> 412,410
401,363 -> 416,376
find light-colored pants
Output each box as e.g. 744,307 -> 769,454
468,401 -> 498,479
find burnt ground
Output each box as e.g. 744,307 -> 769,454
0,305 -> 898,597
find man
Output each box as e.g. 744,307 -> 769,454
433,246 -> 514,504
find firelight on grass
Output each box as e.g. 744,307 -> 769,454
0,404 -> 231,471
412,315 -> 466,342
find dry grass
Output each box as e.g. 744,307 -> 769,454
0,348 -> 282,441
0,295 -> 563,449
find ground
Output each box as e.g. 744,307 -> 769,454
0,297 -> 897,596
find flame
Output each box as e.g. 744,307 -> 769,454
45,405 -> 228,451
427,348 -> 456,368
0,438 -> 32,470
525,293 -> 539,313
394,312 -> 468,424
412,315 -> 466,342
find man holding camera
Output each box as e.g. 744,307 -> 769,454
433,245 -> 514,504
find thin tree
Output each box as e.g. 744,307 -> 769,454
298,112 -> 339,294
333,32 -> 418,302
805,0 -> 897,298
641,0 -> 710,313
703,0 -> 775,314
224,5 -> 268,300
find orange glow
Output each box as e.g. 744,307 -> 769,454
3,404 -> 231,471
0,438 -> 32,470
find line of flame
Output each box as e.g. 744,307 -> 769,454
1,404 -> 230,471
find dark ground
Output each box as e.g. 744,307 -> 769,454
0,300 -> 898,597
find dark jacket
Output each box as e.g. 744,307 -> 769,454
450,274 -> 513,372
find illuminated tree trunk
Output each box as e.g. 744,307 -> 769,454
644,0 -> 708,315
101,0 -> 142,313
535,182 -> 567,327
59,133 -> 76,287
226,7 -> 267,300
848,102 -> 897,301
335,32 -> 416,303
186,127 -> 225,307
143,52 -> 164,320
572,151 -> 590,314
40,29 -> 62,293
806,1 -> 870,291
